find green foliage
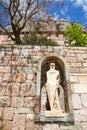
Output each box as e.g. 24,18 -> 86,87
65,23 -> 87,46
22,33 -> 58,46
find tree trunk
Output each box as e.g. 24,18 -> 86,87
14,31 -> 21,45
11,23 -> 22,45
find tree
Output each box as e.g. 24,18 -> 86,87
0,0 -> 63,45
65,23 -> 87,46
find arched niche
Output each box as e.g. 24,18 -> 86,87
35,54 -> 74,123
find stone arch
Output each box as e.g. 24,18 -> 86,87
35,53 -> 73,114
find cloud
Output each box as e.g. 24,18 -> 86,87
53,12 -> 60,20
69,0 -> 87,18
53,4 -> 71,22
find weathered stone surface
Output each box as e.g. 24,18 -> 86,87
12,114 -> 26,130
0,67 -> 10,73
0,96 -> 10,107
20,49 -> 29,58
81,94 -> 87,107
74,109 -> 87,121
0,45 -> 87,130
60,124 -> 81,130
80,68 -> 87,73
43,124 -> 60,130
3,73 -> 10,82
20,83 -> 36,96
25,121 -> 34,130
72,94 -> 82,109
26,114 -> 35,121
3,121 -> 12,130
71,84 -> 87,93
70,76 -> 79,83
78,76 -> 87,84
0,86 -> 6,96
34,124 -> 43,130
0,108 -> 3,119
11,83 -> 20,96
81,123 -> 87,130
14,108 -> 34,114
11,97 -> 24,107
3,108 -> 13,120
70,68 -> 80,73
15,72 -> 26,83
24,97 -> 35,108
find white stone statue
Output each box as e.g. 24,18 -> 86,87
45,63 -> 62,111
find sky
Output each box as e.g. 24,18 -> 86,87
0,0 -> 87,27
50,0 -> 87,27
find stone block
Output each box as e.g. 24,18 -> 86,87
80,68 -> 87,73
0,86 -> 6,96
0,108 -> 3,119
3,73 -> 10,82
26,83 -> 36,96
74,109 -> 87,122
72,94 -> 82,109
0,67 -> 10,73
83,63 -> 87,67
43,124 -> 60,130
70,63 -> 82,68
60,124 -> 81,130
26,114 -> 35,121
24,97 -> 35,108
34,124 -> 43,130
70,68 -> 80,73
11,97 -> 24,107
71,84 -> 87,93
2,121 -> 12,130
0,96 -> 10,107
3,108 -> 13,120
20,49 -> 29,58
15,72 -> 26,83
11,83 -> 20,96
20,83 -> 36,97
25,121 -> 34,130
12,114 -> 26,130
81,123 -> 87,130
20,83 -> 26,96
81,94 -> 87,107
78,76 -> 87,84
21,59 -> 28,67
70,76 -> 79,83
14,108 -> 34,114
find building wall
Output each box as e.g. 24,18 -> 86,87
0,45 -> 87,130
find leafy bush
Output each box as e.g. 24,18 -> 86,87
22,33 -> 58,46
65,23 -> 87,47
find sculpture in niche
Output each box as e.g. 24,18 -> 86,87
41,63 -> 67,117
45,63 -> 62,111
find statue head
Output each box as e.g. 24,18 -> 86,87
50,63 -> 55,69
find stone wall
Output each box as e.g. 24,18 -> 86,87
0,45 -> 87,130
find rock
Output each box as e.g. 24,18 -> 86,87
16,72 -> 26,83
25,121 -> 34,130
43,124 -> 60,130
81,94 -> 87,107
2,121 -> 12,130
3,108 -> 13,120
0,96 -> 10,107
24,97 -> 35,108
72,94 -> 82,109
11,97 -> 24,107
12,114 -> 26,130
56,19 -> 71,32
60,124 -> 81,130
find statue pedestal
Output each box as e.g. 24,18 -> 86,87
45,111 -> 68,117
